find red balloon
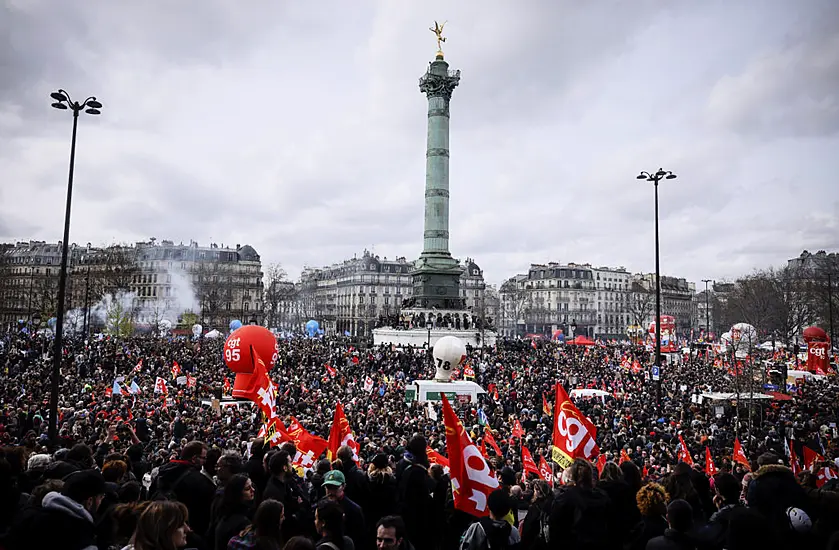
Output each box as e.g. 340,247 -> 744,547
803,326 -> 829,343
223,325 -> 278,374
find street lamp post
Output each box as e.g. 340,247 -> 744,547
702,279 -> 712,339
47,90 -> 102,445
637,168 -> 677,412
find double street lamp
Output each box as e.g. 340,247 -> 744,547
637,168 -> 677,412
47,90 -> 102,444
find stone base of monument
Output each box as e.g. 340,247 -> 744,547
372,326 -> 497,348
406,379 -> 486,404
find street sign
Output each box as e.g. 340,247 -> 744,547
651,366 -> 660,381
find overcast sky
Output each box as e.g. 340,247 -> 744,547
2,1 -> 837,287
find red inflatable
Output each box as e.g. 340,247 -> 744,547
803,326 -> 830,343
223,325 -> 278,374
223,326 -> 278,399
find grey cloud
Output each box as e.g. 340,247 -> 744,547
707,2 -> 839,139
2,1 -> 838,288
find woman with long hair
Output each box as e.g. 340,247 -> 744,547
314,498 -> 353,550
227,498 -> 285,550
124,501 -> 190,550
214,474 -> 255,550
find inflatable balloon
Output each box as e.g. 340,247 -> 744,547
224,325 -> 278,374
432,335 -> 467,381
192,324 -> 203,338
229,319 -> 243,332
730,323 -> 758,358
158,319 -> 173,333
803,326 -> 829,343
305,320 -> 320,338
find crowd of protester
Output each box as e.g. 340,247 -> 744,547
0,329 -> 838,550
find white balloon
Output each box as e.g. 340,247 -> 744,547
192,323 -> 203,337
729,323 -> 758,358
432,335 -> 467,381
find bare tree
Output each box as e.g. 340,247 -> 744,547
627,282 -> 655,331
500,278 -> 530,336
263,263 -> 291,329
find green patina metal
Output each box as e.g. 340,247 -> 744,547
411,55 -> 465,310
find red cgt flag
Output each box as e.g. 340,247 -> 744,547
732,438 -> 751,471
551,383 -> 599,469
441,395 -> 500,517
427,447 -> 450,474
538,454 -> 553,486
521,446 -> 540,478
677,434 -> 694,466
705,447 -> 718,477
512,419 -> 525,440
327,402 -> 359,461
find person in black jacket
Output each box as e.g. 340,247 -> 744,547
695,473 -> 742,549
323,469 -> 366,550
151,440 -> 216,545
213,474 -> 255,550
337,445 -> 369,511
646,499 -> 697,550
395,436 -> 434,550
6,469 -> 106,550
549,458 -> 612,550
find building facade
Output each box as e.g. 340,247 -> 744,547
592,266 -> 631,339
299,250 -> 488,337
499,262 -> 597,338
634,274 -> 696,336
0,239 -> 263,333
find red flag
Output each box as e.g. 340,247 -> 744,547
232,351 -> 276,421
816,465 -> 838,488
705,447 -> 718,477
802,446 -> 825,470
732,438 -> 750,471
104,386 -> 113,398
677,434 -> 694,466
543,393 -> 552,417
522,446 -> 540,477
441,395 -> 499,517
512,419 -> 525,440
620,448 -> 631,464
551,383 -> 599,469
483,429 -> 503,457
595,454 -> 607,475
258,416 -> 289,448
285,417 -> 328,472
327,402 -> 359,461
427,447 -> 450,474
154,377 -> 168,395
223,377 -> 231,395
479,438 -> 490,461
186,374 -> 196,389
789,441 -> 801,475
325,364 -> 337,378
538,454 -> 553,486
171,361 -> 181,379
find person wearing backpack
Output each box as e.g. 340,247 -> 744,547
460,489 -> 521,550
518,480 -> 552,550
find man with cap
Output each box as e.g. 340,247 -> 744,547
7,469 -> 106,550
323,469 -> 366,550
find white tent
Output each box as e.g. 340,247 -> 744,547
700,391 -> 772,402
205,329 -> 222,339
570,389 -> 611,400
